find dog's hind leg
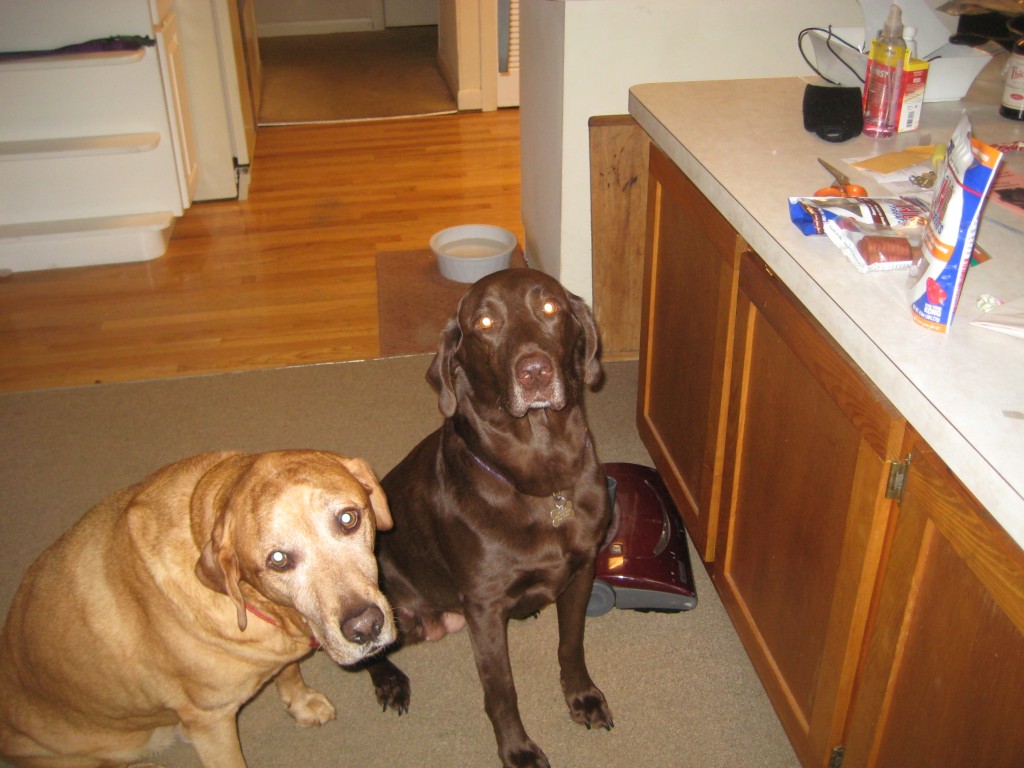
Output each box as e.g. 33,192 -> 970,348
273,661 -> 336,727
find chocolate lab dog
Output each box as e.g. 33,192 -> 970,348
0,450 -> 395,768
367,269 -> 614,768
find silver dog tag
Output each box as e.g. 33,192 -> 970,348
550,494 -> 575,527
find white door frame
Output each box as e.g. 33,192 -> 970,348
370,0 -> 507,112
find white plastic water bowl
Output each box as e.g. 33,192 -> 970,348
430,224 -> 517,283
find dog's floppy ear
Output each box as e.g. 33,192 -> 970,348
192,454 -> 253,631
427,315 -> 462,418
335,456 -> 392,531
195,513 -> 248,631
568,291 -> 602,387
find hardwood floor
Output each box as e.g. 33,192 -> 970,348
0,109 -> 523,393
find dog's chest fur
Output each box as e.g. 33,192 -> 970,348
441,463 -> 606,612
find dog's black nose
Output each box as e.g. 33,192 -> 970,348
341,604 -> 385,645
515,353 -> 553,391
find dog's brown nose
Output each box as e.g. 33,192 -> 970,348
341,603 -> 386,645
515,353 -> 553,392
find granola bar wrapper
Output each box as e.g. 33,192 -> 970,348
907,112 -> 1003,333
823,201 -> 928,273
788,196 -> 929,236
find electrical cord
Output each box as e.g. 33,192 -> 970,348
798,26 -> 866,85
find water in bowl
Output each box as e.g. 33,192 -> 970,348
444,237 -> 506,258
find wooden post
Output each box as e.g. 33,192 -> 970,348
589,115 -> 649,360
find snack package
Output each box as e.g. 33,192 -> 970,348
788,196 -> 930,236
907,112 -> 1004,333
788,195 -> 930,272
823,200 -> 929,273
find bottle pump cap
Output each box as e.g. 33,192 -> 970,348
883,4 -> 903,38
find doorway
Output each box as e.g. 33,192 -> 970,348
257,26 -> 456,125
253,1 -> 454,126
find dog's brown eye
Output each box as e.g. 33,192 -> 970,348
542,300 -> 558,316
476,314 -> 495,330
267,550 -> 290,570
337,509 -> 359,530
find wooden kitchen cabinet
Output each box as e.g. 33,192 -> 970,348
842,431 -> 1024,768
635,143 -> 899,762
713,251 -> 905,768
637,145 -> 741,560
634,122 -> 1024,768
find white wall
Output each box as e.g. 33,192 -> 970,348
519,0 -> 566,279
520,0 -> 955,303
438,0 -> 492,110
437,0 -> 462,103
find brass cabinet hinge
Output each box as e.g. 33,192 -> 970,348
886,456 -> 911,503
829,745 -> 845,768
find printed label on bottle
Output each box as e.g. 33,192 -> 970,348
897,59 -> 928,132
863,39 -> 905,137
1001,54 -> 1024,109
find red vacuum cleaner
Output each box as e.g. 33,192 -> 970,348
588,463 -> 697,616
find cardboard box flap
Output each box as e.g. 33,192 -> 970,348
857,0 -> 954,58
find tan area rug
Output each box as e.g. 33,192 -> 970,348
0,358 -> 799,768
258,27 -> 458,125
376,248 -> 528,357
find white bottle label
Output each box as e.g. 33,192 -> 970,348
1002,53 -> 1024,111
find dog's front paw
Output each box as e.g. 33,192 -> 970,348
501,740 -> 551,768
285,687 -> 337,727
566,686 -> 614,731
371,661 -> 411,715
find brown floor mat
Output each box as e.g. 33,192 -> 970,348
375,247 -> 527,357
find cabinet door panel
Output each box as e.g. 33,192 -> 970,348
845,437 -> 1024,768
727,317 -> 861,706
716,253 -> 903,768
638,146 -> 739,560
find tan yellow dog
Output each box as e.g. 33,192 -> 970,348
0,450 -> 396,768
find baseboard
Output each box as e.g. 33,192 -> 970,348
437,47 -> 481,111
457,87 -> 483,111
257,18 -> 377,38
497,69 -> 520,108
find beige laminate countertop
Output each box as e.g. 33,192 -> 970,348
629,62 -> 1024,549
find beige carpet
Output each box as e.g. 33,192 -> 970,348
259,27 -> 458,125
0,358 -> 798,768
376,250 -> 528,357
